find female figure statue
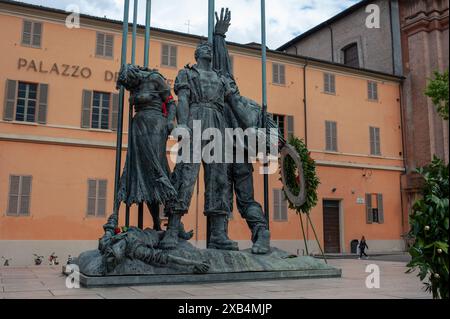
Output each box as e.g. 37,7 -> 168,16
116,64 -> 176,230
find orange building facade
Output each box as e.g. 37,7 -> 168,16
0,1 -> 406,265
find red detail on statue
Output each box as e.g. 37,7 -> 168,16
162,95 -> 173,117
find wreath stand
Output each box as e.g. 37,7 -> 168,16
280,137 -> 327,263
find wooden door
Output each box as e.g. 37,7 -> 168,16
323,200 -> 340,253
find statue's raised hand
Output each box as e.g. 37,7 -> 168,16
215,7 -> 231,36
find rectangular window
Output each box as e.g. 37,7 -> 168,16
272,63 -> 286,85
7,175 -> 32,216
323,73 -> 336,94
325,121 -> 338,152
22,20 -> 42,48
91,92 -> 111,130
369,126 -> 381,155
343,43 -> 359,68
96,32 -> 114,58
368,81 -> 378,101
365,193 -> 384,224
161,44 -> 177,67
16,82 -> 38,122
272,114 -> 286,139
87,179 -> 107,217
273,189 -> 288,221
3,80 -> 48,124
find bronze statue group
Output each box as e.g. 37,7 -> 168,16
99,9 -> 279,274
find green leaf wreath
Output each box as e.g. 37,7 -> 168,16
281,136 -> 323,258
282,136 -> 320,214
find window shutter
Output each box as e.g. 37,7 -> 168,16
332,122 -> 337,151
22,20 -> 32,45
377,193 -> 384,224
7,175 -> 20,216
273,64 -> 279,83
369,127 -> 374,154
373,82 -> 378,100
287,115 -> 294,139
325,121 -> 331,150
324,74 -> 329,92
170,45 -> 177,67
330,74 -> 336,93
81,90 -> 92,128
365,193 -> 373,224
3,79 -> 17,121
37,83 -> 48,124
96,33 -> 105,56
280,191 -> 287,221
273,189 -> 280,220
279,64 -> 286,84
19,176 -> 32,216
87,179 -> 97,216
104,34 -> 114,57
375,128 -> 380,155
32,22 -> 42,47
111,93 -> 119,131
162,44 -> 169,66
97,180 -> 107,217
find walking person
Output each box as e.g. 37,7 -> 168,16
358,236 -> 369,259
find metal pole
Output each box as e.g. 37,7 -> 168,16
125,0 -> 138,227
208,0 -> 214,43
261,0 -> 270,228
144,0 -> 152,67
206,0 -> 215,247
131,0 -> 138,65
113,0 -> 130,217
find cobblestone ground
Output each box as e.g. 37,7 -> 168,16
0,258 -> 430,299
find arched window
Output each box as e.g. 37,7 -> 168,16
342,43 -> 359,68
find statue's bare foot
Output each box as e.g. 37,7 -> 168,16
193,261 -> 210,274
251,229 -> 271,255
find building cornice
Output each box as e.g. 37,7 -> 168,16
0,0 -> 403,83
0,133 -> 405,172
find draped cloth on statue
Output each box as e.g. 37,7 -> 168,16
117,67 -> 177,206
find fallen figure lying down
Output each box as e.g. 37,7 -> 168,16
98,214 -> 210,275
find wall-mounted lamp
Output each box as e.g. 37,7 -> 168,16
332,188 -> 337,193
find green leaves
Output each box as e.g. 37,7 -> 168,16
425,70 -> 449,120
407,156 -> 449,299
282,136 -> 320,214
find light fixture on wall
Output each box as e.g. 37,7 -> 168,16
332,187 -> 337,193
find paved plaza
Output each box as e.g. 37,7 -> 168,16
0,256 -> 430,299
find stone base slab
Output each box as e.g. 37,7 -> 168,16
67,267 -> 341,287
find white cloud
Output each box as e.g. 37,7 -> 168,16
18,0 -> 359,49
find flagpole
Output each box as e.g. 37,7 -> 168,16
113,0 -> 130,219
261,0 -> 270,228
125,0 -> 139,227
144,0 -> 152,67
206,0 -> 215,246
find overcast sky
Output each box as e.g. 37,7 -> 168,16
19,0 -> 360,49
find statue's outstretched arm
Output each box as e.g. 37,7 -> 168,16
213,8 -> 233,78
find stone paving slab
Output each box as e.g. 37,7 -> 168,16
0,258 -> 432,299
